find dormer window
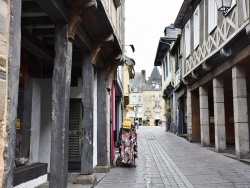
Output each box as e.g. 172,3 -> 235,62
155,83 -> 159,89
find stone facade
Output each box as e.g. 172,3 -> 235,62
128,68 -> 164,125
0,0 -> 10,185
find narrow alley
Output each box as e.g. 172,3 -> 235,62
96,126 -> 250,188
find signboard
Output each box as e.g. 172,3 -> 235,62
123,118 -> 132,129
16,119 -> 21,130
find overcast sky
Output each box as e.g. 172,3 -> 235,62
125,0 -> 183,79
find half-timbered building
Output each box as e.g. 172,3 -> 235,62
1,0 -> 125,187
174,0 -> 250,160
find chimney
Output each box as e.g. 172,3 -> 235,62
141,70 -> 146,85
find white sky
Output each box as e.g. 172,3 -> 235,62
125,0 -> 183,79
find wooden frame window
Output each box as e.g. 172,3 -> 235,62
185,21 -> 191,58
208,0 -> 218,33
193,5 -> 200,49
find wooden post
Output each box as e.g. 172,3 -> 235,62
97,69 -> 107,166
50,24 -> 72,188
4,0 -> 22,187
81,53 -> 94,174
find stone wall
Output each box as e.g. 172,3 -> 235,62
0,0 -> 10,186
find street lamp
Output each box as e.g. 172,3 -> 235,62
215,0 -> 233,16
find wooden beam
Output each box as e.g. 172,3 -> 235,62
21,16 -> 53,26
35,0 -> 69,23
75,26 -> 93,51
69,0 -> 97,9
5,1 -> 22,187
22,1 -> 43,13
50,24 -> 73,188
97,69 -> 108,166
189,45 -> 250,91
35,0 -> 93,51
33,28 -> 55,36
21,28 -> 54,63
81,52 -> 94,174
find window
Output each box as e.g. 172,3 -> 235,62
155,101 -> 160,108
133,87 -> 138,92
175,46 -> 179,72
164,55 -> 169,78
193,5 -> 200,49
163,63 -> 166,81
138,107 -> 142,113
155,83 -> 159,89
208,0 -> 218,33
133,96 -> 137,103
138,96 -> 142,103
185,21 -> 191,58
155,91 -> 159,98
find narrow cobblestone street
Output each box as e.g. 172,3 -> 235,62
96,126 -> 250,188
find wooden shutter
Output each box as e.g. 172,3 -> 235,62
68,100 -> 82,163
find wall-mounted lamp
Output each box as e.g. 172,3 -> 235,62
215,0 -> 233,16
124,44 -> 135,52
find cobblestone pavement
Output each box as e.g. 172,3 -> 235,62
95,126 -> 250,188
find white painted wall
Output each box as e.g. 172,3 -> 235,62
93,74 -> 97,167
30,79 -> 41,162
39,79 -> 52,171
70,78 -> 82,98
14,174 -> 47,188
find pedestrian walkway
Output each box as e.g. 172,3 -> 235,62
96,126 -> 250,188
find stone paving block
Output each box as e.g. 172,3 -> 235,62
96,127 -> 250,188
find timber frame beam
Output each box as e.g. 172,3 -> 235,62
21,28 -> 55,63
189,45 -> 250,92
35,0 -> 94,51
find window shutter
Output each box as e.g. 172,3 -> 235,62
68,100 -> 82,163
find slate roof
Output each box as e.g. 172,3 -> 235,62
129,72 -> 144,92
143,67 -> 162,91
129,67 -> 161,92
